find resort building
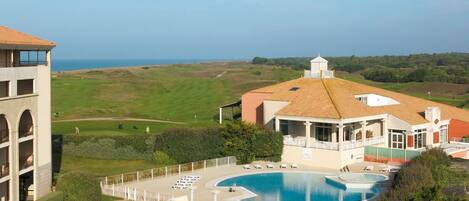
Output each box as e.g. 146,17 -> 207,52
242,56 -> 469,169
0,26 -> 55,201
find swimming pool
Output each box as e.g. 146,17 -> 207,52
216,172 -> 380,201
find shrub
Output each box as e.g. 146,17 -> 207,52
222,121 -> 283,164
153,127 -> 225,163
153,151 -> 176,166
361,68 -> 405,82
56,172 -> 101,201
380,148 -> 464,201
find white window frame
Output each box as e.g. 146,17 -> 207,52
439,125 -> 448,143
413,129 -> 426,149
389,129 -> 405,149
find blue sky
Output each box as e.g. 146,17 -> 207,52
2,0 -> 469,59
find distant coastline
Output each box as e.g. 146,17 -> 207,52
52,59 -> 243,72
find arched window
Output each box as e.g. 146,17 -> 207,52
18,111 -> 33,138
0,115 -> 8,143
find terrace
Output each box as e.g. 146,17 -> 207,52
276,117 -> 387,151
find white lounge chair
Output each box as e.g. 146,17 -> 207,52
280,164 -> 287,168
364,165 -> 374,171
291,164 -> 299,168
243,165 -> 252,169
254,164 -> 263,169
380,165 -> 392,173
389,165 -> 401,173
186,175 -> 201,179
266,164 -> 274,168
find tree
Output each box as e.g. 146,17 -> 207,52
252,57 -> 269,64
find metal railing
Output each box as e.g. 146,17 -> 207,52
284,136 -> 385,151
101,156 -> 236,201
101,185 -> 175,201
102,156 -> 236,186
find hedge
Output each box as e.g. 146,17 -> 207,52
153,127 -> 224,163
38,191 -> 63,201
56,172 -> 101,201
55,121 -> 284,165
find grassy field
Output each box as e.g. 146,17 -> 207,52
52,62 -> 300,123
51,62 -> 301,178
51,62 -> 468,182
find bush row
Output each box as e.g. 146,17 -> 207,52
56,121 -> 284,164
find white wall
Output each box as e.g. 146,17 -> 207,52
263,100 -> 289,126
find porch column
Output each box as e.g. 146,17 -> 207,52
311,123 -> 316,142
332,124 -> 337,142
304,121 -> 312,148
275,118 -> 280,132
381,118 -> 388,146
338,123 -> 344,151
361,121 -> 366,143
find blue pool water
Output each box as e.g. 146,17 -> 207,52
217,172 -> 379,201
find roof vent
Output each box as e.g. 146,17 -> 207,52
289,87 -> 300,91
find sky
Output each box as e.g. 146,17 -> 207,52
1,0 -> 469,60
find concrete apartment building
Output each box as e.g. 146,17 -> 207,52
0,26 -> 55,201
242,56 -> 469,169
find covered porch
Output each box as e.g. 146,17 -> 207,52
276,115 -> 387,151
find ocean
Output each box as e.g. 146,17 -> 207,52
51,59 -> 210,72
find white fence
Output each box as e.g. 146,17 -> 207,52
284,135 -> 385,151
102,185 -> 175,201
101,156 -> 237,201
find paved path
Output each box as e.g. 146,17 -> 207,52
215,70 -> 227,78
53,117 -> 185,124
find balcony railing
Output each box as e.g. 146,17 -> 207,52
0,163 -> 8,178
284,135 -> 386,151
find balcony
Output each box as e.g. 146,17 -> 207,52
284,135 -> 385,151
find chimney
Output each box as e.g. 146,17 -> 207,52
425,107 -> 441,124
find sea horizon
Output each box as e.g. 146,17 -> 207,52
51,58 -> 245,72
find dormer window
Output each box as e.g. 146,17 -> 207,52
354,94 -> 399,107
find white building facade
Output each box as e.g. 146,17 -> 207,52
0,26 -> 55,201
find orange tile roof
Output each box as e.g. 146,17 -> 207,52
0,26 -> 55,48
251,77 -> 469,124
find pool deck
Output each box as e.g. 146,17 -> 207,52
113,161 -> 395,201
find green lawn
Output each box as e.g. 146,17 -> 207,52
59,155 -> 158,177
52,63 -> 301,123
